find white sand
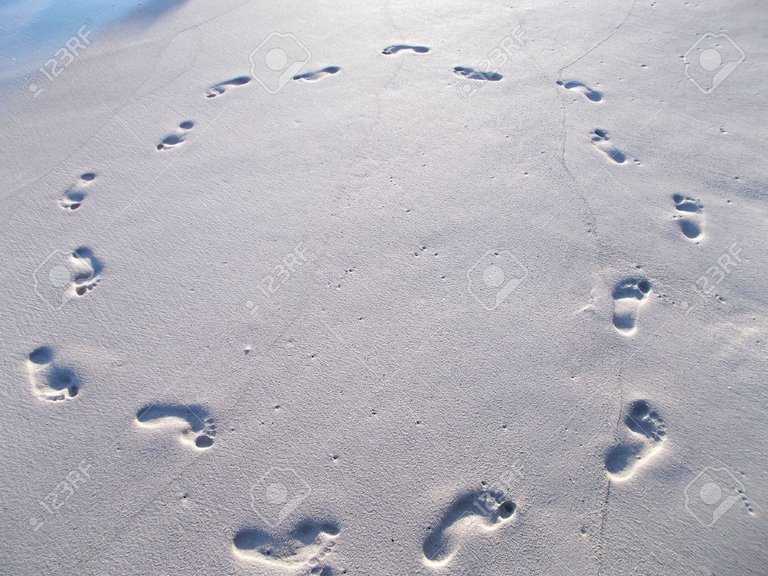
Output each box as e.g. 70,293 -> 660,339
1,1 -> 766,574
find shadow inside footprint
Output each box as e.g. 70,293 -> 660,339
382,44 -> 430,55
591,128 -> 626,164
27,346 -> 80,401
605,399 -> 667,480
605,442 -> 642,475
625,400 -> 666,441
157,120 -> 195,151
233,520 -> 340,567
453,66 -> 503,81
612,278 -> 651,335
136,403 -> 216,448
292,66 -> 341,81
206,75 -> 251,98
556,79 -> 603,102
672,194 -> 704,240
423,490 -> 516,566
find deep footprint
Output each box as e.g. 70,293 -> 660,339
156,120 -> 195,151
233,520 -> 340,570
605,400 -> 666,480
59,172 -> 96,211
292,66 -> 341,82
206,75 -> 251,98
382,44 -> 430,55
672,194 -> 705,241
423,489 -> 516,567
136,403 -> 216,449
556,79 -> 603,102
591,128 -> 626,164
612,278 -> 652,336
453,66 -> 503,81
26,346 -> 81,402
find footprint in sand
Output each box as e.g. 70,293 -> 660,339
59,172 -> 96,211
49,247 -> 102,299
591,128 -> 626,164
136,403 -> 216,449
422,489 -> 516,567
453,66 -> 503,81
382,44 -> 430,55
292,66 -> 341,82
556,79 -> 603,102
672,194 -> 705,241
233,520 -> 340,572
26,346 -> 81,402
156,120 -> 195,151
205,75 -> 251,98
605,399 -> 667,480
612,278 -> 652,336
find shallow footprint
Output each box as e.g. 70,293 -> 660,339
382,44 -> 430,55
556,79 -> 603,102
233,520 -> 340,570
136,403 -> 216,449
26,346 -> 81,402
591,128 -> 626,164
453,66 -> 503,81
423,489 -> 516,567
156,120 -> 195,151
605,399 -> 667,480
292,66 -> 341,82
672,194 -> 705,241
59,172 -> 96,211
612,278 -> 652,336
205,75 -> 251,98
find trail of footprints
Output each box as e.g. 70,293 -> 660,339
31,38 -> 727,572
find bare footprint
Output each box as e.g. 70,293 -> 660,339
233,520 -> 340,571
59,172 -> 96,211
605,399 -> 667,481
612,278 -> 652,336
205,75 -> 251,98
453,66 -> 503,81
136,403 -> 216,449
26,346 -> 81,402
556,79 -> 603,102
423,489 -> 516,567
672,194 -> 705,241
292,66 -> 341,82
382,44 -> 430,55
591,128 -> 626,164
156,120 -> 195,151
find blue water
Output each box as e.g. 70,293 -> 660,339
0,0 -> 179,79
